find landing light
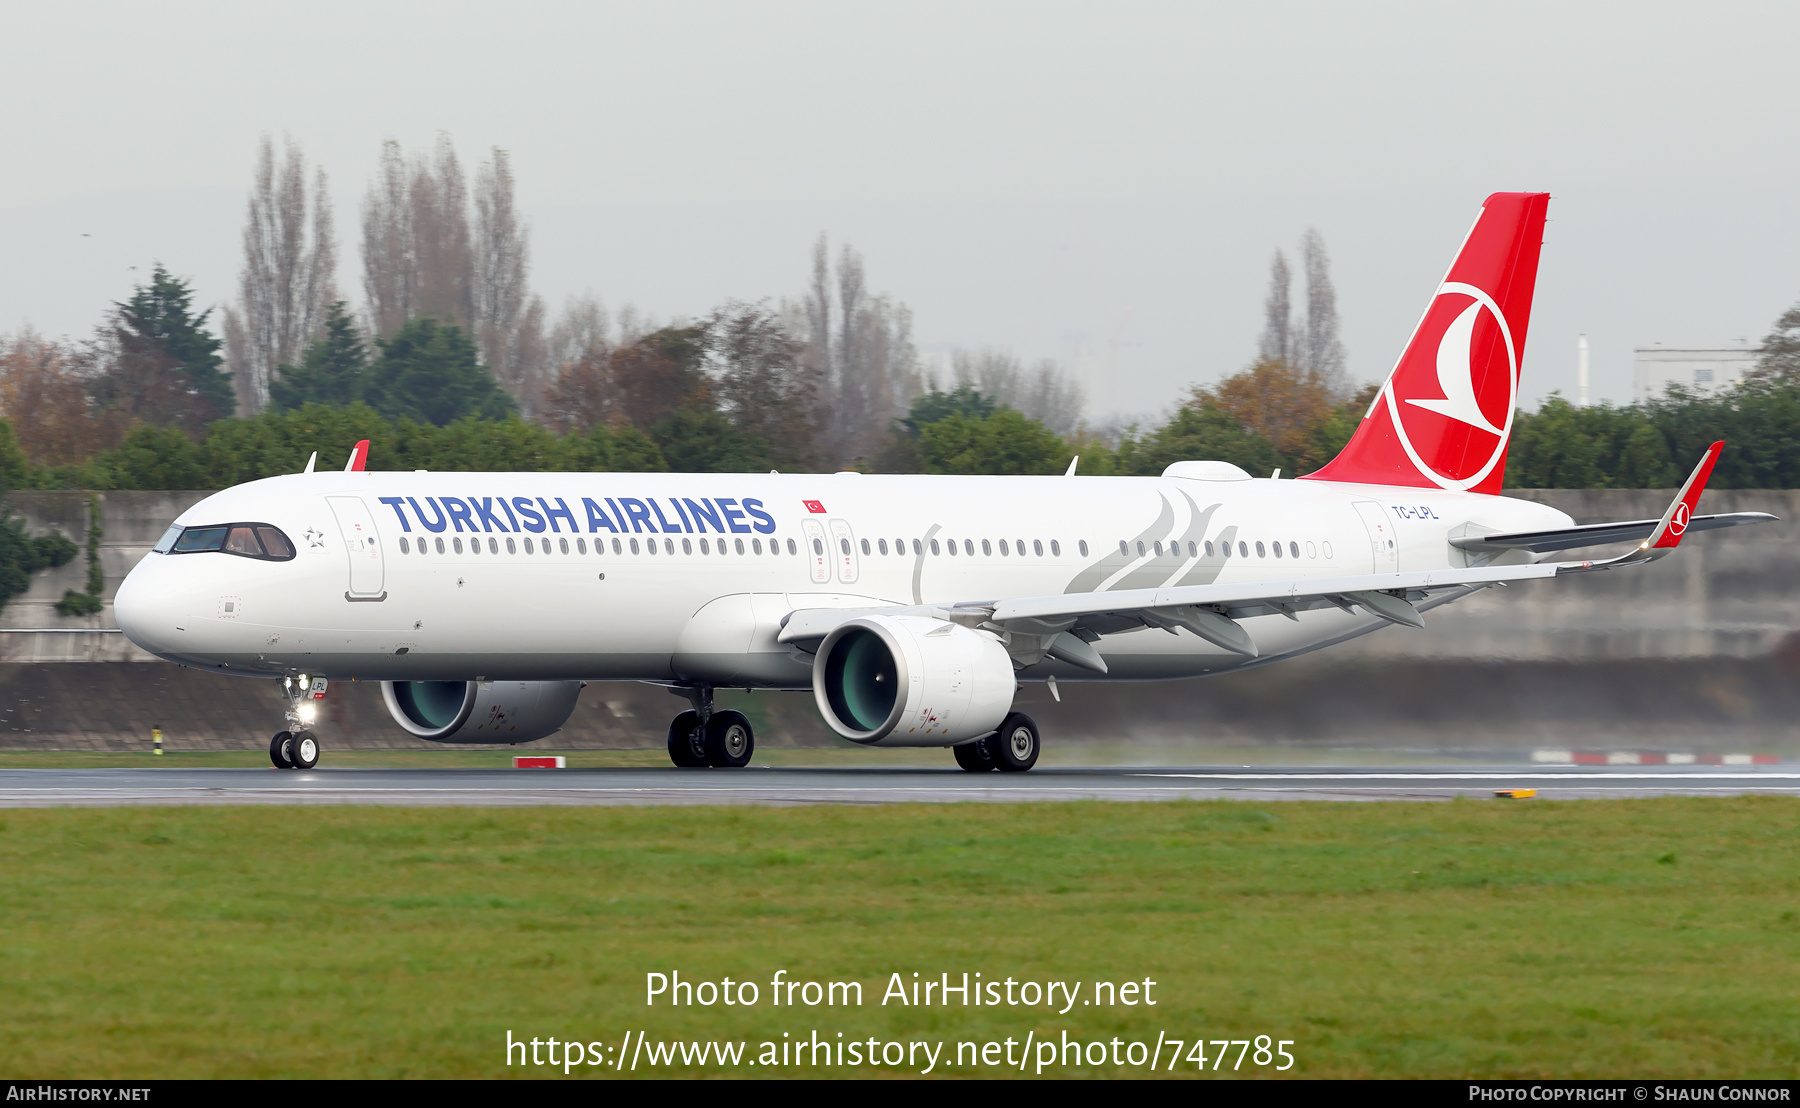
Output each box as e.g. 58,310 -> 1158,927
298,674 -> 311,691
298,703 -> 317,723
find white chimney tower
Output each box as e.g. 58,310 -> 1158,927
1577,333 -> 1590,408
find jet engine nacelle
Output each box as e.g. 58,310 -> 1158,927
381,680 -> 582,745
812,615 -> 1015,746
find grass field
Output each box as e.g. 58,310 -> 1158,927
1,797 -> 1796,1078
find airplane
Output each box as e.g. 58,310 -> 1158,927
113,192 -> 1774,772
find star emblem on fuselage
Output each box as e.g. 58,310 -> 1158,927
303,527 -> 325,548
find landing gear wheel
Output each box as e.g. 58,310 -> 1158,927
704,710 -> 754,768
953,736 -> 997,772
289,730 -> 320,769
992,713 -> 1040,772
269,731 -> 294,769
667,710 -> 708,768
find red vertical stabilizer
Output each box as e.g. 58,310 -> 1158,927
1303,192 -> 1549,494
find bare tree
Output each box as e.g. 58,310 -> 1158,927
1258,250 -> 1295,366
361,139 -> 414,337
0,329 -> 104,464
1298,227 -> 1348,398
412,134 -> 473,329
951,348 -> 1086,435
790,235 -> 921,466
547,293 -> 611,372
708,301 -> 819,469
226,135 -> 337,413
360,134 -> 475,339
474,147 -> 543,412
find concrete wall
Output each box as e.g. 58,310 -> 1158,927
0,492 -> 206,663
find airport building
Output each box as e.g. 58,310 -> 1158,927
1632,341 -> 1760,403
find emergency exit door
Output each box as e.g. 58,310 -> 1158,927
327,495 -> 386,599
1352,501 -> 1398,573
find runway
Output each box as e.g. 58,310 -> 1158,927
0,764 -> 1797,806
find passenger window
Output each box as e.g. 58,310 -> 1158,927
523,538 -> 534,554
913,539 -> 922,555
1238,541 -> 1248,557
1272,541 -> 1282,559
931,539 -> 941,555
1289,541 -> 1299,559
1152,541 -> 1162,557
661,538 -> 671,554
700,538 -> 710,554
964,539 -> 974,556
982,539 -> 992,556
453,537 -> 463,554
998,539 -> 1008,556
1136,541 -> 1146,556
786,538 -> 796,555
629,538 -> 639,555
752,538 -> 762,555
399,537 -> 411,554
577,538 -> 587,554
471,537 -> 481,555
1323,541 -> 1333,558
1187,541 -> 1196,557
1204,541 -> 1214,557
947,539 -> 957,556
559,538 -> 569,555
489,538 -> 498,554
861,538 -> 871,556
682,538 -> 692,555
1118,540 -> 1128,555
436,537 -> 446,554
735,539 -> 745,555
877,538 -> 887,555
1305,541 -> 1316,559
1033,539 -> 1044,556
1255,541 -> 1265,557
1073,540 -> 1083,557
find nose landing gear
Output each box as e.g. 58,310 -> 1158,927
665,686 -> 755,768
269,674 -> 322,770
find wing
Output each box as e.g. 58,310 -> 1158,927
1451,512 -> 1774,553
778,443 -> 1770,674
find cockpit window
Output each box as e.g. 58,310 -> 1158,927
166,523 -> 297,562
152,523 -> 183,553
256,526 -> 295,558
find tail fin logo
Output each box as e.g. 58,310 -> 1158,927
1384,281 -> 1518,491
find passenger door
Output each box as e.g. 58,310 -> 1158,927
327,495 -> 386,599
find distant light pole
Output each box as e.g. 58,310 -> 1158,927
1577,334 -> 1590,408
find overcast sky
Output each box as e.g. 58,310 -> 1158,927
3,1 -> 1797,419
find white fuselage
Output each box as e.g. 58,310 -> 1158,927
113,470 -> 1571,686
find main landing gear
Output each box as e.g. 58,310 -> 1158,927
953,712 -> 1040,772
666,686 -> 754,769
269,674 -> 322,770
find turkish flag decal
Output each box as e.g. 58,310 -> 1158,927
803,500 -> 827,514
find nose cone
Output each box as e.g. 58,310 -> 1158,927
114,556 -> 179,656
